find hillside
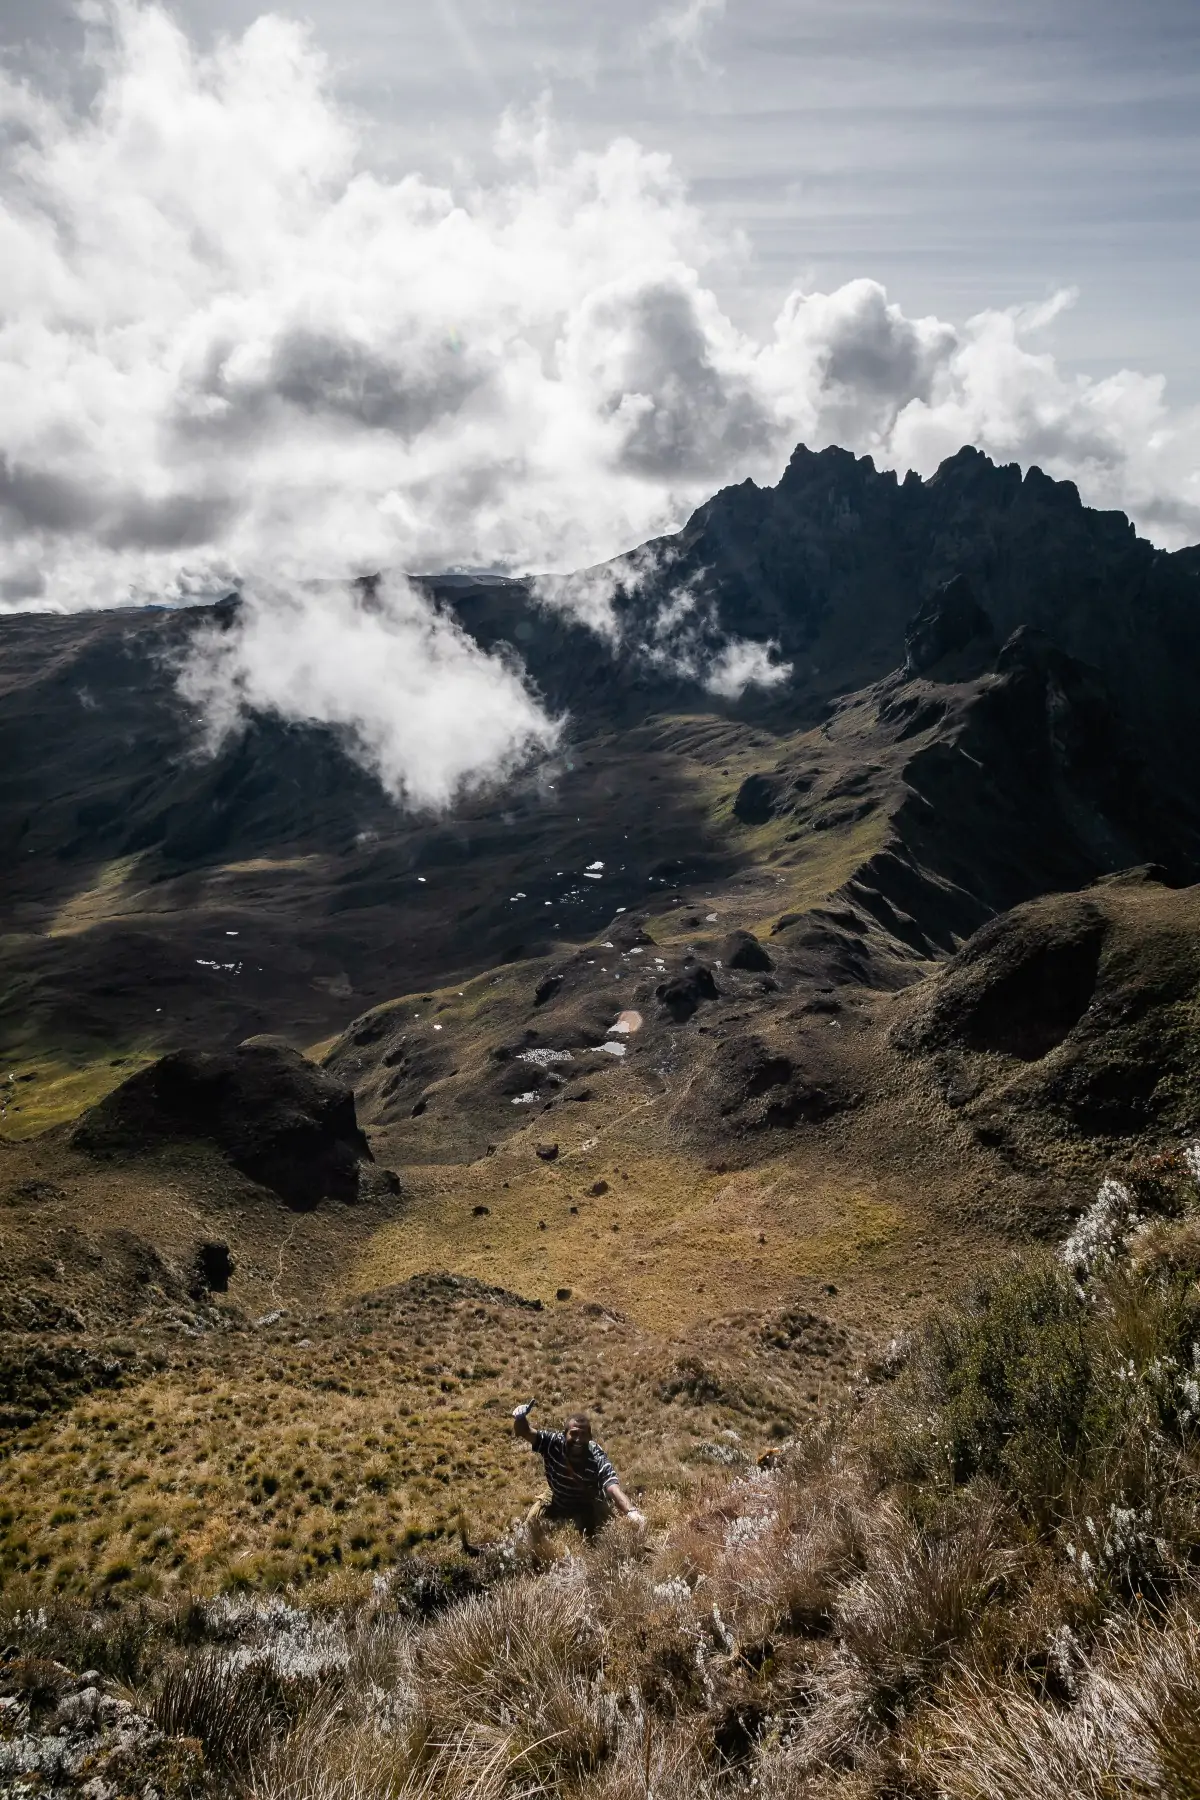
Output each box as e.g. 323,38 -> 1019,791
1,444 -> 1199,1716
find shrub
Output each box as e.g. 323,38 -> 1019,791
886,1252 -> 1200,1548
919,1258 -> 1096,1514
0,1593 -> 206,1684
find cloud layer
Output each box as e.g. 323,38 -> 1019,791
2,1 -> 1199,801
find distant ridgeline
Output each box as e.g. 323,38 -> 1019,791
0,441 -> 1197,1072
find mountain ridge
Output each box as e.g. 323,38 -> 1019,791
1,440 -> 1196,1093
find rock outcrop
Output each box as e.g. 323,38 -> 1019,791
73,1041 -> 372,1208
904,575 -> 996,677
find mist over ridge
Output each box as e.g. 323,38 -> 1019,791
3,1 -> 1200,808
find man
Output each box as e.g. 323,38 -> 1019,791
514,1407 -> 643,1536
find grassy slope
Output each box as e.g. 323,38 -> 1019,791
0,713 -> 950,1599
6,715 -> 1194,1610
5,1187 -> 1200,1800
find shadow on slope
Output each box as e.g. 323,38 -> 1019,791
892,873 -> 1200,1156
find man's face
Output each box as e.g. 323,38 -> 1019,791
565,1419 -> 589,1461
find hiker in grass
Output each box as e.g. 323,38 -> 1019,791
513,1405 -> 643,1537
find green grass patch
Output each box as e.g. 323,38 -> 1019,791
0,1050 -> 157,1141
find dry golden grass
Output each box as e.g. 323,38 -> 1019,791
47,855 -> 148,938
5,1220 -> 1200,1800
343,1145 -> 905,1334
0,1271 -> 864,1600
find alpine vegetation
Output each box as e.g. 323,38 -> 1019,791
4,1148 -> 1199,1798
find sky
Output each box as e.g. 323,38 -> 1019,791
1,0 -> 1198,805
8,0 -> 1200,392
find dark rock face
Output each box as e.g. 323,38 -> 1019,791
192,1240 -> 234,1295
656,965 -> 718,1022
904,575 -> 995,677
73,1042 -> 372,1209
720,929 -> 774,973
616,443 -> 1199,798
732,772 -> 782,825
842,626 -> 1190,967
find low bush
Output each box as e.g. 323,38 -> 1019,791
0,1591 -> 207,1684
878,1246 -> 1200,1566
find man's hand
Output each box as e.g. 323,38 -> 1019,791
512,1401 -> 535,1441
606,1482 -> 643,1524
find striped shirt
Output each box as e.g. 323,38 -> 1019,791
530,1430 -> 618,1507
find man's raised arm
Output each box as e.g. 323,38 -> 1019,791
512,1400 -> 536,1441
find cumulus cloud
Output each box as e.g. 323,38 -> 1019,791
531,543 -> 790,699
2,1 -> 1200,797
178,577 -> 559,810
637,564 -> 791,696
703,637 -> 790,700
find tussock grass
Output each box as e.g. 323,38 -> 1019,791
142,1650 -> 320,1781
914,1601 -> 1200,1800
0,1270 -> 863,1599
5,1154 -> 1199,1798
257,1169 -> 1200,1796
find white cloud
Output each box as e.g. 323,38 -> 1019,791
703,637 -> 790,700
2,2 -> 1200,792
639,571 -> 792,699
531,542 -> 791,697
640,0 -> 727,69
178,576 -> 559,809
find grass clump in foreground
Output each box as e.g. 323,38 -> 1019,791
3,1150 -> 1200,1798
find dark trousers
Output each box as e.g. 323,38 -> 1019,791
525,1493 -> 612,1539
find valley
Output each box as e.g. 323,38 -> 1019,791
1,445 -> 1199,1798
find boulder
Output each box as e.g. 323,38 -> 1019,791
732,771 -> 783,825
656,964 -> 718,1022
606,913 -> 656,950
720,929 -> 773,973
